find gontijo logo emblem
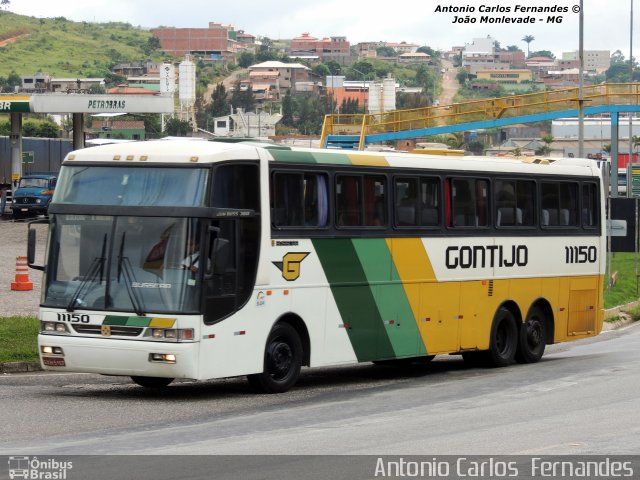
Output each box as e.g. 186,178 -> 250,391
273,252 -> 310,281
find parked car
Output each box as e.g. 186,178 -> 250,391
11,173 -> 57,218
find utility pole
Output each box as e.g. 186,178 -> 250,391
578,0 -> 585,158
627,0 -> 635,197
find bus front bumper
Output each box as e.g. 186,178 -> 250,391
37,334 -> 200,379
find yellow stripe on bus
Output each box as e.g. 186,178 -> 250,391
149,318 -> 176,328
348,154 -> 389,167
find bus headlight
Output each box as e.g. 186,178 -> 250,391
145,328 -> 195,342
41,346 -> 64,355
41,321 -> 69,334
149,353 -> 176,364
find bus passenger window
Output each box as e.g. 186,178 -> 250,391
495,179 -> 535,227
213,164 -> 259,210
336,176 -> 361,226
395,178 -> 418,226
336,174 -> 386,227
541,182 -> 579,227
363,176 -> 386,227
450,178 -> 488,228
271,173 -> 328,228
420,178 -> 440,226
582,183 -> 599,227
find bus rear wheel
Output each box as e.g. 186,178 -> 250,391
483,307 -> 518,367
131,376 -> 174,388
515,306 -> 547,364
247,323 -> 302,394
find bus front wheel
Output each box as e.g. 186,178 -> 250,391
515,307 -> 547,364
247,323 -> 302,394
483,307 -> 518,367
131,376 -> 174,388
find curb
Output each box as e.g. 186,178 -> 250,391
0,362 -> 42,374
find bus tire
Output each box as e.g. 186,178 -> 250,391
515,306 -> 547,364
483,307 -> 518,367
131,376 -> 174,388
247,323 -> 302,393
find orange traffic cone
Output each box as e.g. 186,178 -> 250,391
11,256 -> 33,291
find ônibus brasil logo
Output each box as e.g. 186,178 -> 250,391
8,456 -> 73,479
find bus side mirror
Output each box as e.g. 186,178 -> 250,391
27,219 -> 48,271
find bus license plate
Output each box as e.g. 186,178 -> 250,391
42,357 -> 66,367
21,208 -> 28,212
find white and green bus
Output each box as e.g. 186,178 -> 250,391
30,139 -> 605,393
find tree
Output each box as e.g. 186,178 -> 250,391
312,63 -> 330,78
456,68 -> 470,85
611,50 -> 625,64
230,81 -> 256,112
522,35 -> 535,57
376,46 -> 397,57
164,118 -> 191,136
1,0 -> 10,10
536,135 -> 554,156
528,50 -> 555,60
88,84 -> 106,94
0,71 -> 21,92
144,36 -> 161,55
467,140 -> 485,155
238,52 -> 256,68
208,83 -> 229,118
325,60 -> 342,75
633,135 -> 640,154
347,61 -> 375,80
417,46 -> 441,59
281,92 -> 294,126
255,50 -> 280,62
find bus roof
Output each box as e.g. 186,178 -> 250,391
64,139 -> 600,177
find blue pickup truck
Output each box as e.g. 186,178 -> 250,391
10,173 -> 57,218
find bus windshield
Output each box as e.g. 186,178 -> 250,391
43,215 -> 202,314
53,166 -> 209,207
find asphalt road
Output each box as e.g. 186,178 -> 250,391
1,323 -> 639,458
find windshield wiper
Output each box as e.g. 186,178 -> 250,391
117,232 -> 146,316
67,234 -> 107,312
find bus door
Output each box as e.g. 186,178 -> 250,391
203,164 -> 260,325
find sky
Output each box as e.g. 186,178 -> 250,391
6,0 -> 637,58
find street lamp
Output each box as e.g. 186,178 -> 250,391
350,66 -> 369,113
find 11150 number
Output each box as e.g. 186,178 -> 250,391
57,313 -> 90,323
565,246 -> 597,264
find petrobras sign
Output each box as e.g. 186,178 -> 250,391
30,94 -> 174,113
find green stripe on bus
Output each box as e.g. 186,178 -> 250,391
269,149 -> 351,165
126,317 -> 151,327
312,238 -> 395,362
103,316 -> 128,326
309,151 -> 351,164
103,316 -> 150,326
352,239 -> 427,359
